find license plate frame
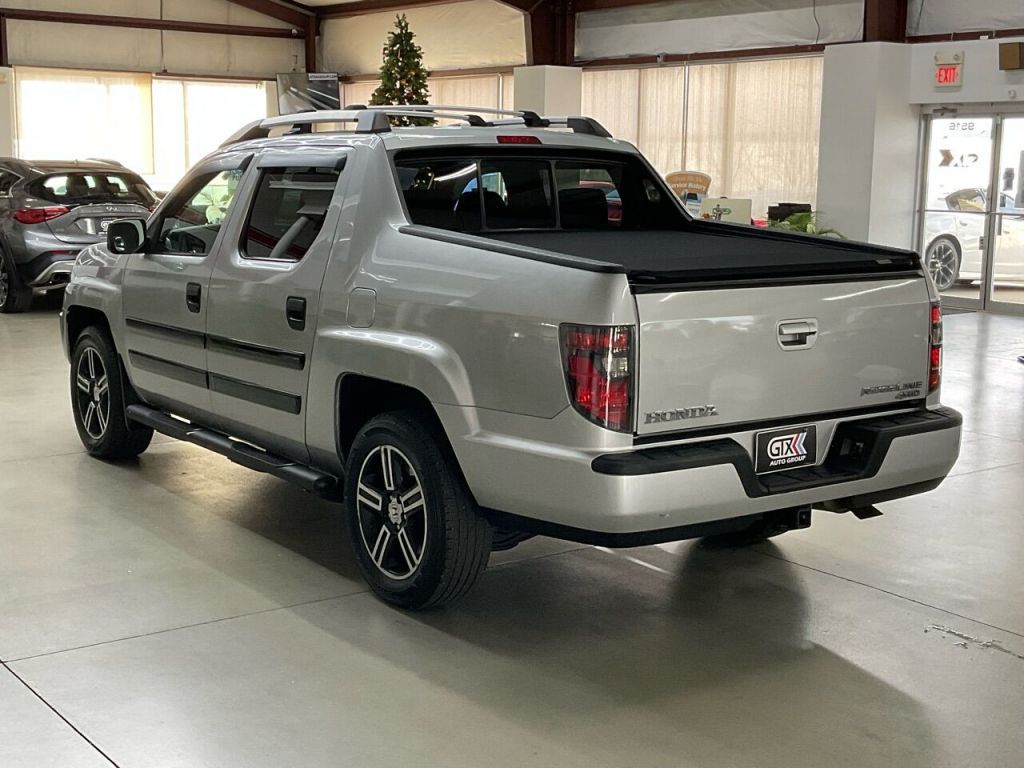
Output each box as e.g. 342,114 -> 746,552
754,424 -> 817,474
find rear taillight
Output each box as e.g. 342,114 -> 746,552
561,324 -> 634,432
928,302 -> 942,393
14,206 -> 69,224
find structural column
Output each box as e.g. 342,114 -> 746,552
513,65 -> 582,116
816,42 -> 919,248
0,67 -> 14,156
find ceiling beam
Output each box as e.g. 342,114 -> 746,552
225,0 -> 312,29
863,0 -> 908,42
304,15 -> 319,72
317,0 -> 458,18
573,0 -> 668,12
0,7 -> 303,39
523,0 -> 575,66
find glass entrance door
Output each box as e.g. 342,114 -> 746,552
919,113 -> 1024,314
920,116 -> 994,309
990,116 -> 1024,311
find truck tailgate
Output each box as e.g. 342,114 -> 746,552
635,278 -> 932,437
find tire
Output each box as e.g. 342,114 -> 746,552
490,528 -> 535,552
0,250 -> 33,313
344,411 -> 492,609
70,327 -> 153,459
925,236 -> 961,292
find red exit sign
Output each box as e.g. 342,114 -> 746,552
935,63 -> 962,87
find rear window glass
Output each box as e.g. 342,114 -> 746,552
28,172 -> 156,207
395,152 -> 680,233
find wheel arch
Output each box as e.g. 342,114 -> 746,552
335,374 -> 455,467
927,232 -> 962,257
65,305 -> 114,353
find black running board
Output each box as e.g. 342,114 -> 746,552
126,404 -> 340,499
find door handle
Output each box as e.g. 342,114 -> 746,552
286,296 -> 307,331
778,319 -> 818,349
185,282 -> 202,313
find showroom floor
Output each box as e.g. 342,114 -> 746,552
1,300 -> 1022,768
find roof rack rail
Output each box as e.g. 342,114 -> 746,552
221,105 -> 613,146
84,157 -> 128,167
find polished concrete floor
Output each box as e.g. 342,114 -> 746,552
1,299 -> 1023,768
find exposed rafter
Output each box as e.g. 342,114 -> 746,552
0,7 -> 303,39
225,0 -> 313,29
317,0 -> 458,18
862,0 -> 908,42
573,0 -> 667,12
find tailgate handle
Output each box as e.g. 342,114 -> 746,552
778,319 -> 818,349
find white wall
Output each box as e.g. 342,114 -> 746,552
907,0 -> 1024,36
909,36 -> 1024,105
576,0 -> 863,61
816,43 -> 920,248
321,1 -> 525,76
4,0 -> 304,78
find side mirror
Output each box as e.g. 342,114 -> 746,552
107,218 -> 147,255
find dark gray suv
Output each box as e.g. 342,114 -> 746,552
0,159 -> 156,312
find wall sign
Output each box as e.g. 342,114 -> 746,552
934,50 -> 964,89
665,171 -> 711,197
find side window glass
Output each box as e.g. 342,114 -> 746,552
242,166 -> 341,261
396,160 -> 480,232
0,173 -> 16,195
156,169 -> 243,255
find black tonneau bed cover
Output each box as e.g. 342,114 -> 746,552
486,221 -> 921,288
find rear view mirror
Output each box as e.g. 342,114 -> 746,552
107,218 -> 147,254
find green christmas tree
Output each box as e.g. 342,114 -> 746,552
369,14 -> 432,127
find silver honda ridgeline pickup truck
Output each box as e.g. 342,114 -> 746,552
61,106 -> 962,608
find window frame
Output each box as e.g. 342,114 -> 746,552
392,147 -> 690,234
238,164 -> 344,263
0,171 -> 21,197
148,155 -> 252,257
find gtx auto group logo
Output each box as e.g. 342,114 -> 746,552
756,426 -> 816,473
767,432 -> 808,467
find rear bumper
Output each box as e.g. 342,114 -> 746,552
459,406 -> 962,544
21,251 -> 78,286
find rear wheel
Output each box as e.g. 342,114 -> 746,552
925,236 -> 961,292
344,411 -> 492,609
70,327 -> 153,459
490,528 -> 535,551
0,251 -> 32,313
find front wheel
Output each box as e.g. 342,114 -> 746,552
70,327 -> 153,459
925,236 -> 961,292
344,411 -> 492,609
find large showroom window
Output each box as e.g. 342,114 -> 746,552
14,68 -> 154,178
582,56 -> 824,218
14,67 -> 268,193
150,79 -> 268,192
